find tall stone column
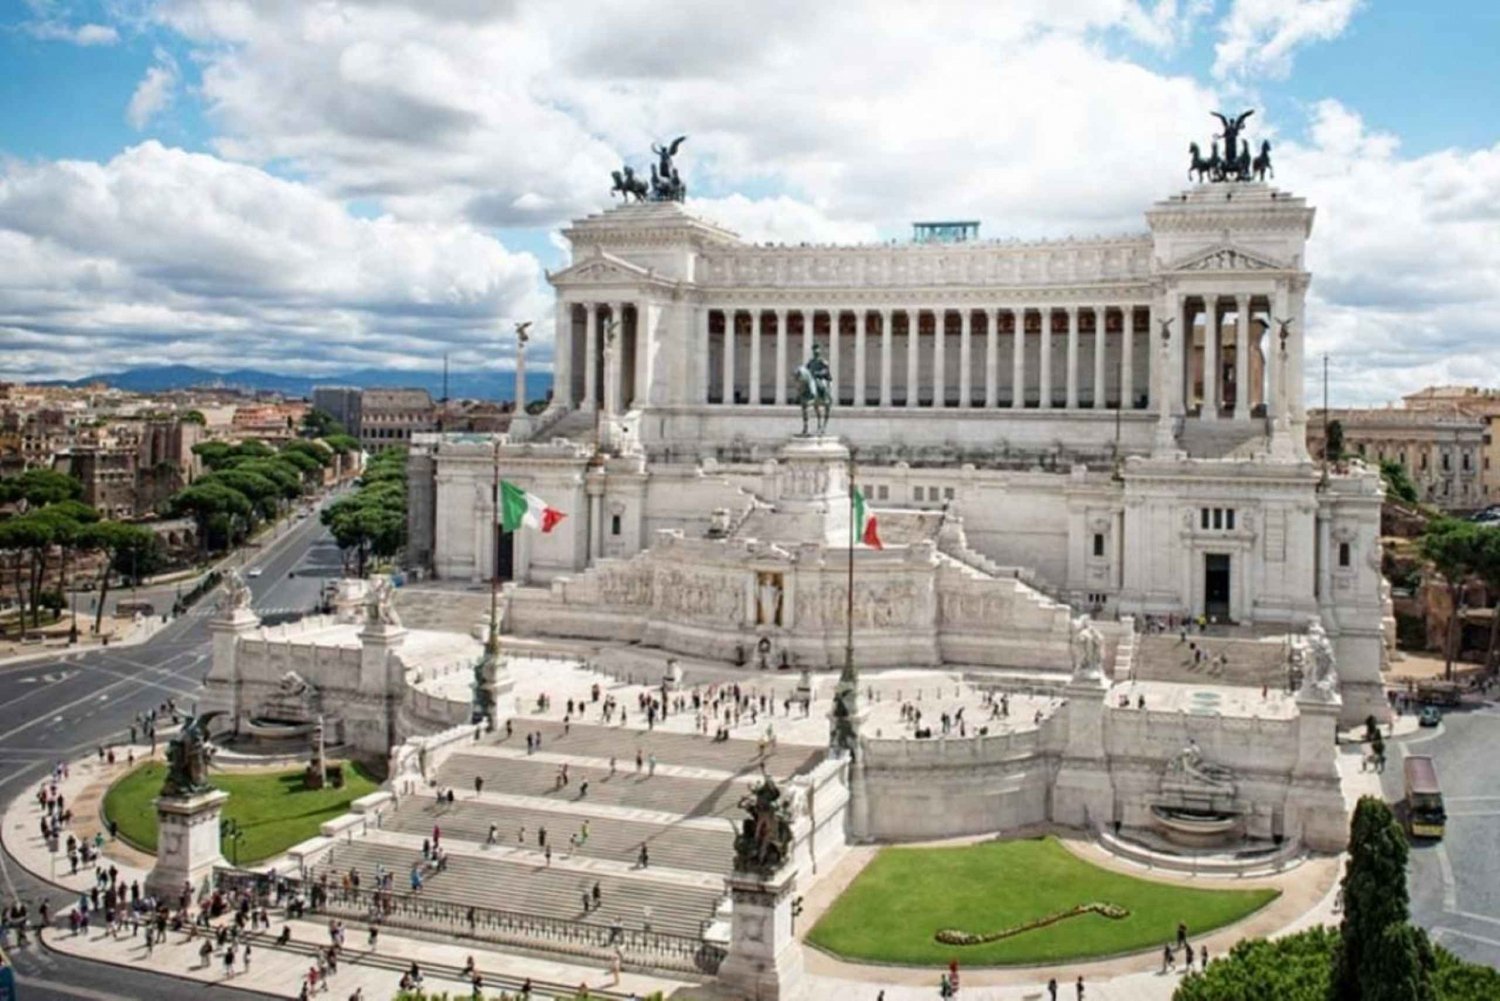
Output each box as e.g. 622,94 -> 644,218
828,309 -> 840,402
984,308 -> 999,408
853,310 -> 867,407
698,305 -> 712,405
801,309 -> 813,363
1122,306 -> 1137,410
1268,283 -> 1295,460
1289,281 -> 1310,458
551,300 -> 573,410
879,309 -> 893,407
582,303 -> 599,412
721,309 -> 737,407
1040,309 -> 1053,409
775,309 -> 789,406
1202,296 -> 1219,420
1234,296 -> 1251,420
905,310 -> 919,408
510,332 -> 532,440
958,309 -> 972,408
932,309 -> 947,408
1065,306 -> 1080,409
1169,291 -> 1187,417
587,472 -> 604,562
1011,308 -> 1026,410
748,310 -> 763,405
1093,306 -> 1107,410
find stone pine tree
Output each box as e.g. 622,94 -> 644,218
1331,796 -> 1434,1001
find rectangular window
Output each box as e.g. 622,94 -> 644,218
913,486 -> 924,501
1092,533 -> 1105,557
1338,541 -> 1351,567
1201,508 -> 1210,529
610,514 -> 622,536
1212,508 -> 1223,530
944,487 -> 955,500
1226,509 -> 1236,531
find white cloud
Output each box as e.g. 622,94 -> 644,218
1213,0 -> 1361,81
126,49 -> 179,130
26,20 -> 120,45
1283,101 -> 1500,404
0,142 -> 547,381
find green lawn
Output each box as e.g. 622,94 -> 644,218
807,837 -> 1279,966
104,761 -> 380,865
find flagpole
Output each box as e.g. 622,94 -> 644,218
845,455 -> 855,674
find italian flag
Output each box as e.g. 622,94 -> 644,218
851,485 -> 883,550
500,481 -> 566,534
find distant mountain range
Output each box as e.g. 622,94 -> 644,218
23,364 -> 555,403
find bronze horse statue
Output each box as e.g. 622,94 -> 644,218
610,167 -> 649,202
1188,142 -> 1221,184
1252,140 -> 1274,181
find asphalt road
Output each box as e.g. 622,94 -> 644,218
1383,704 -> 1500,969
0,511 -> 338,1001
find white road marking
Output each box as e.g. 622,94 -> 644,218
1433,926 -> 1500,951
1437,841 -> 1458,912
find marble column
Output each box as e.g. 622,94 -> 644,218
1270,286 -> 1288,422
1065,306 -> 1079,409
749,310 -> 763,405
1122,307 -> 1136,410
879,309 -> 893,407
985,308 -> 999,408
1040,310 -> 1053,409
905,309 -> 919,409
1202,297 -> 1219,420
801,309 -> 813,363
698,305 -> 711,405
607,301 -> 625,416
774,309 -> 788,406
583,302 -> 599,411
828,309 -> 841,402
959,309 -> 973,408
722,309 -> 736,407
1011,309 -> 1025,410
551,300 -> 573,409
1234,295 -> 1250,420
854,310 -> 868,407
1093,306 -> 1107,410
932,309 -> 947,408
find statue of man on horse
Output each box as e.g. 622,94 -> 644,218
794,342 -> 833,436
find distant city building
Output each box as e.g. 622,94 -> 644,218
1309,406 -> 1486,509
1401,385 -> 1500,503
312,386 -> 363,437
359,388 -> 435,451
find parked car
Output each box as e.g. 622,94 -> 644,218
1419,706 -> 1442,728
246,568 -> 263,578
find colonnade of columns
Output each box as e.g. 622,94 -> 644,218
1169,292 -> 1282,422
700,306 -> 1152,411
554,301 -> 638,414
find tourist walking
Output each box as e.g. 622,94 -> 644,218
1076,975 -> 1085,999
1047,977 -> 1057,1000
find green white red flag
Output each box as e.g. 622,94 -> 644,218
851,485 -> 883,549
500,480 -> 565,534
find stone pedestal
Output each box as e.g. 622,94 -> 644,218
203,607 -> 261,736
1051,677 -> 1114,830
774,437 -> 851,547
1288,694 -> 1348,851
718,870 -> 805,1001
144,789 -> 229,901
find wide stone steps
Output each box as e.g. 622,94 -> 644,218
1134,633 -> 1290,686
386,794 -> 736,875
496,718 -> 824,779
315,838 -> 721,938
440,750 -> 755,819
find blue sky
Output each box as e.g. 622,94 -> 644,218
0,1 -> 1497,403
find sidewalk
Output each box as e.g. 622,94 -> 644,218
41,916 -> 688,1000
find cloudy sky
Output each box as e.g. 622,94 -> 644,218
0,0 -> 1496,405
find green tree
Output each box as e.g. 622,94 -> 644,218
301,408 -> 347,438
181,409 -> 206,425
1467,526 -> 1500,674
323,433 -> 359,455
192,441 -> 236,471
1421,519 -> 1482,679
1332,796 -> 1434,1001
1326,419 -> 1345,462
1380,461 -> 1420,505
82,521 -> 160,635
0,514 -> 54,635
170,481 -> 253,554
282,439 -> 333,467
0,468 -> 84,507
